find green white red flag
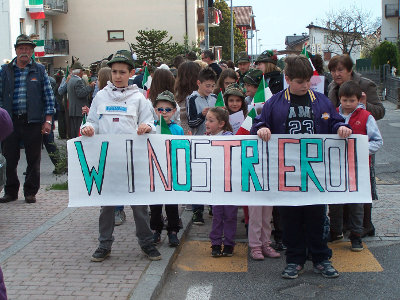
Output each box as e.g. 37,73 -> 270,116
27,0 -> 45,19
215,90 -> 224,107
301,44 -> 319,76
156,115 -> 172,135
236,108 -> 256,135
33,40 -> 45,57
252,74 -> 272,104
142,65 -> 151,89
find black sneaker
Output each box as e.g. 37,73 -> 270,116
222,245 -> 234,257
141,244 -> 162,261
272,241 -> 287,251
91,247 -> 111,262
168,232 -> 180,247
152,231 -> 161,244
313,260 -> 339,278
329,231 -> 344,243
208,205 -> 213,217
211,245 -> 222,257
281,263 -> 304,279
350,237 -> 364,252
192,210 -> 205,225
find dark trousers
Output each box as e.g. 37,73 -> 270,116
280,205 -> 332,265
2,118 -> 42,197
42,130 -> 60,167
69,116 -> 82,139
272,206 -> 283,242
150,204 -> 180,233
57,110 -> 67,139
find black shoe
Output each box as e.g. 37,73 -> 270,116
167,232 -> 180,247
141,244 -> 161,261
91,247 -> 111,262
313,260 -> 339,278
350,234 -> 364,252
25,195 -> 36,203
222,245 -> 234,257
329,231 -> 344,243
152,231 -> 161,244
192,210 -> 204,225
211,245 -> 222,257
272,241 -> 287,251
0,194 -> 17,203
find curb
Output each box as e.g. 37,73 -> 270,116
129,209 -> 193,300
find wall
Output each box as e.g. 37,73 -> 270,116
0,0 -> 11,61
52,0 -> 199,68
381,0 -> 399,41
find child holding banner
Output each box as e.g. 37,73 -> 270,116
187,67 -> 218,225
80,50 -> 162,262
150,90 -> 183,247
251,55 -> 352,279
329,81 -> 383,252
205,107 -> 237,257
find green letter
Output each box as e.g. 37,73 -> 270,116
300,139 -> 324,192
241,140 -> 262,192
75,141 -> 108,196
171,140 -> 191,191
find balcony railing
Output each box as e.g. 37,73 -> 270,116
197,7 -> 220,27
44,39 -> 69,56
43,0 -> 68,14
385,4 -> 399,18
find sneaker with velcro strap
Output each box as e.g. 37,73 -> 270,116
313,260 -> 339,278
281,263 -> 304,279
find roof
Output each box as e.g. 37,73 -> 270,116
285,35 -> 309,46
233,6 -> 255,29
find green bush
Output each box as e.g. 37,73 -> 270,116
372,41 -> 399,68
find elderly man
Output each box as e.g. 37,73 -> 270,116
201,49 -> 222,78
67,61 -> 95,138
0,34 -> 55,203
237,51 -> 251,88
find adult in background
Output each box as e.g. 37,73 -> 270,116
237,51 -> 251,88
327,54 -> 385,239
255,50 -> 284,95
67,61 -> 95,138
0,34 -> 55,204
201,50 -> 222,78
0,107 -> 12,299
54,70 -> 67,139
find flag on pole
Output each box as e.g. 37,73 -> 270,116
301,44 -> 319,76
253,75 -> 266,104
236,108 -> 256,135
142,65 -> 151,89
64,65 -> 69,79
156,115 -> 172,135
215,89 -> 224,107
27,0 -> 45,19
33,40 -> 45,57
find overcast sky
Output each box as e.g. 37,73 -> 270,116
227,0 -> 382,55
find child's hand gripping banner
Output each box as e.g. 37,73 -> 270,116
67,134 -> 371,207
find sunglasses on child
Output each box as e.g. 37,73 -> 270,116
157,107 -> 173,113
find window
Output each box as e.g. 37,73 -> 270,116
34,20 -> 39,35
107,30 -> 124,41
324,35 -> 329,44
19,18 -> 25,34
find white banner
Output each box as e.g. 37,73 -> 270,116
67,134 -> 371,207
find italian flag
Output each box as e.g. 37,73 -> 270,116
215,89 -> 224,107
156,116 -> 171,135
27,0 -> 45,19
236,108 -> 256,135
252,75 -> 272,104
301,44 -> 319,76
142,65 -> 151,89
33,40 -> 45,57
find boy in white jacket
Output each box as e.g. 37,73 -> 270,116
81,50 -> 161,262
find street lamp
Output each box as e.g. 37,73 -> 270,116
255,29 -> 260,59
224,0 -> 235,62
258,39 -> 262,55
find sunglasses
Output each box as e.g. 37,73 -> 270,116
157,107 -> 173,113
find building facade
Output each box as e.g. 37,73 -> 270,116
381,0 -> 399,42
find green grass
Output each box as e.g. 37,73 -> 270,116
48,182 -> 68,190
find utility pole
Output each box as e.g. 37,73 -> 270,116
230,0 -> 234,61
204,0 -> 209,50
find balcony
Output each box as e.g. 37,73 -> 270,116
43,0 -> 68,15
197,7 -> 220,28
44,39 -> 69,56
385,4 -> 399,18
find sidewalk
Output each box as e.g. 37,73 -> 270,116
0,140 -> 399,299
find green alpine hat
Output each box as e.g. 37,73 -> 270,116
107,50 -> 135,68
154,90 -> 176,108
243,69 -> 263,86
237,51 -> 250,64
224,83 -> 245,100
71,61 -> 83,70
14,34 -> 36,48
255,50 -> 278,65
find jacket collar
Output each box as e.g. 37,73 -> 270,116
284,88 -> 316,102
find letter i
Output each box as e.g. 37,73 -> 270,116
126,140 -> 135,193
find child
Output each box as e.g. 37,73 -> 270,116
81,50 -> 162,262
329,80 -> 383,252
223,83 -> 248,118
251,55 -> 352,279
214,69 -> 238,95
206,107 -> 237,257
150,90 -> 183,247
187,67 -> 217,225
243,69 -> 263,106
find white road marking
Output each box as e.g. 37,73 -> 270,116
185,284 -> 213,300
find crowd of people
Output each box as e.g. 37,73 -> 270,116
0,33 -> 386,291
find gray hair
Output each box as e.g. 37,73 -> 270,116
72,69 -> 81,75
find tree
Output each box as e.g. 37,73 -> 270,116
209,0 -> 246,61
372,41 -> 399,68
320,7 -> 376,56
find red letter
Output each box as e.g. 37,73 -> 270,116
347,138 -> 358,192
147,139 -> 172,191
278,139 -> 300,191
